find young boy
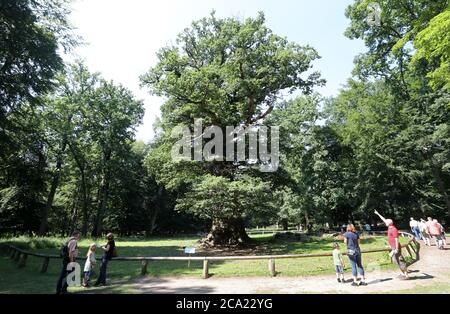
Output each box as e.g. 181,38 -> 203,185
333,242 -> 345,283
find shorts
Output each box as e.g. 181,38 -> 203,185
335,265 -> 344,274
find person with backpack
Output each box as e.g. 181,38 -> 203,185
94,233 -> 116,287
56,231 -> 81,294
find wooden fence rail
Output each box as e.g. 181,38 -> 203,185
1,231 -> 420,279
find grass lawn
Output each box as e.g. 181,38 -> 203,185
0,234 -> 405,294
372,283 -> 450,294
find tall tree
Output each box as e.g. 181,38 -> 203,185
89,81 -> 144,236
141,12 -> 323,245
38,61 -> 99,234
0,0 -> 78,235
341,0 -> 450,221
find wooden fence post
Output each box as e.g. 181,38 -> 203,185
141,260 -> 148,276
41,257 -> 50,273
268,258 -> 276,277
404,245 -> 413,259
18,253 -> 28,268
409,242 -> 416,253
414,240 -> 421,253
14,251 -> 21,262
409,243 -> 419,261
10,248 -> 16,260
202,259 -> 209,279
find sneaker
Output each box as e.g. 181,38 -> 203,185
337,278 -> 341,283
359,281 -> 368,286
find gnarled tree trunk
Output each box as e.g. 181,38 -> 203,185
202,218 -> 252,247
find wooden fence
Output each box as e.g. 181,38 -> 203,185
2,231 -> 420,279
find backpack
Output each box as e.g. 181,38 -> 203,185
112,246 -> 118,258
60,237 -> 75,260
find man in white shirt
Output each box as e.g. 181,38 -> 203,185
409,218 -> 421,240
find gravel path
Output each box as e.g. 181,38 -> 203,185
130,244 -> 450,294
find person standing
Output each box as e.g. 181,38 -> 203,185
419,219 -> 431,246
433,219 -> 446,247
374,211 -> 409,280
332,242 -> 346,283
82,243 -> 97,288
56,231 -> 80,294
429,218 -> 444,250
409,218 -> 421,240
364,223 -> 372,236
94,233 -> 116,287
439,222 -> 447,246
343,224 -> 367,286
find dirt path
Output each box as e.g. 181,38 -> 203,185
130,244 -> 450,294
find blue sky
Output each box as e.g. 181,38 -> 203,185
68,0 -> 367,142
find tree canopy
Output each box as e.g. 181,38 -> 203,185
0,2 -> 448,243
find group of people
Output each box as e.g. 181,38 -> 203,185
409,217 -> 446,249
54,213 -> 446,293
332,210 -> 429,286
56,231 -> 116,294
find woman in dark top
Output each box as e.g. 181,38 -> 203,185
94,233 -> 115,286
343,224 -> 367,286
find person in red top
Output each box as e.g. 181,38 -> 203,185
428,218 -> 445,250
374,210 -> 409,280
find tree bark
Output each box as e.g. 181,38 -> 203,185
280,218 -> 288,231
92,150 -> 111,237
147,183 -> 165,236
202,218 -> 252,247
70,187 -> 81,233
69,143 -> 90,236
38,113 -> 73,235
93,174 -> 110,237
80,170 -> 89,236
304,212 -> 313,234
38,140 -> 68,235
